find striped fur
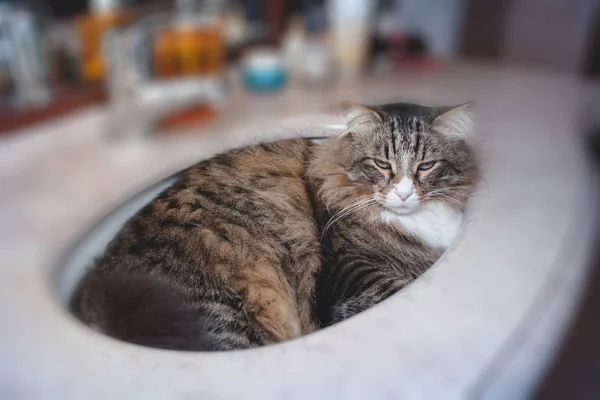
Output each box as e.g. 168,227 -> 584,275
309,102 -> 477,325
74,102 -> 477,350
74,139 -> 321,350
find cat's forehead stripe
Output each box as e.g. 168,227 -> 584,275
389,117 -> 399,156
414,131 -> 421,158
384,115 -> 427,171
410,116 -> 418,132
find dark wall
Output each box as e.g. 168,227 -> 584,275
460,0 -> 511,60
584,10 -> 600,78
460,0 -> 597,75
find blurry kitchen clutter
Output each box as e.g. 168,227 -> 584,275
77,0 -> 132,82
328,0 -> 373,78
106,0 -> 227,139
241,48 -> 287,92
0,4 -> 50,108
7,0 -> 593,136
153,0 -> 224,79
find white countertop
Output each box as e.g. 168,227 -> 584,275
1,63 -> 598,399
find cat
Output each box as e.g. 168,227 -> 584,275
72,101 -> 477,351
309,102 -> 477,325
74,139 -> 321,351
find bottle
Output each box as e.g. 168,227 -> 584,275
327,0 -> 374,78
153,0 -> 224,79
76,0 -> 132,82
281,15 -> 306,82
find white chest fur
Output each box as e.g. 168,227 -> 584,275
381,202 -> 463,249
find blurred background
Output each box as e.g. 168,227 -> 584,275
1,0 -> 600,398
0,0 -> 597,135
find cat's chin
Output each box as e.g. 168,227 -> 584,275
382,204 -> 421,216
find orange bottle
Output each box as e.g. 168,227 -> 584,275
76,0 -> 132,82
152,0 -> 223,79
153,23 -> 222,78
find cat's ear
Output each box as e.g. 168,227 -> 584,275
432,102 -> 475,143
340,101 -> 382,136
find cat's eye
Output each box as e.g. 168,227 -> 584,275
417,161 -> 436,171
373,159 -> 391,170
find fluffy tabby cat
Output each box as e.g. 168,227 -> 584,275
73,101 -> 477,351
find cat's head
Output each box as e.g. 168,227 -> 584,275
310,101 -> 478,219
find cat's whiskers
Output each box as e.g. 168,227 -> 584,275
324,198 -> 377,233
426,194 -> 462,206
323,201 -> 378,236
424,188 -> 468,206
425,187 -> 469,200
427,190 -> 467,199
426,186 -> 470,196
322,197 -> 379,237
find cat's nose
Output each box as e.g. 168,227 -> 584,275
394,177 -> 414,201
395,188 -> 414,201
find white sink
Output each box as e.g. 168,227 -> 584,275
1,64 -> 597,399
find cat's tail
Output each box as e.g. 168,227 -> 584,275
72,269 -> 213,351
